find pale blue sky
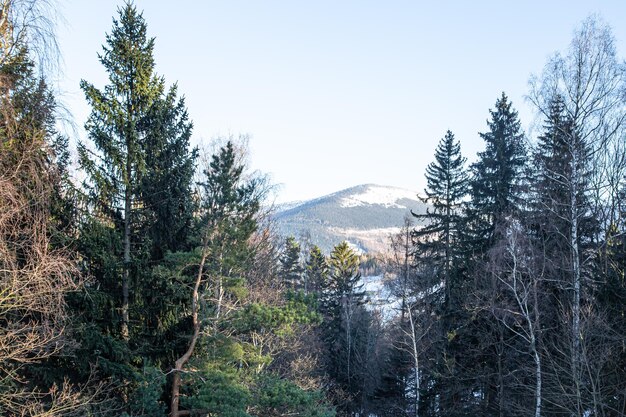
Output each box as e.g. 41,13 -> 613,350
56,1 -> 626,203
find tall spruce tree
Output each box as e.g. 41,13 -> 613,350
413,130 -> 468,308
531,96 -> 595,279
409,130 -> 469,417
78,3 -> 161,340
75,5 -> 197,413
78,3 -> 196,342
470,92 -> 527,251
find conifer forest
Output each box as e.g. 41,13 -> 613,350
1,1 -> 626,416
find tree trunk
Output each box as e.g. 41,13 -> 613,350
408,305 -> 420,417
570,144 -> 582,417
121,182 -> 131,341
170,237 -> 209,417
533,347 -> 542,417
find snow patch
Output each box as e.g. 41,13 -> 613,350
340,185 -> 418,208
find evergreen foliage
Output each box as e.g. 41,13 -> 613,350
469,92 -> 527,250
413,130 -> 469,308
3,4 -> 625,417
279,236 -> 304,289
305,245 -> 329,294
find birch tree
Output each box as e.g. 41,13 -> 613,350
529,17 -> 625,416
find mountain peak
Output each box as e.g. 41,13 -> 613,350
273,184 -> 427,254
337,184 -> 418,209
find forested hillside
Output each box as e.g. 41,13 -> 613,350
0,2 -> 624,417
273,184 -> 428,253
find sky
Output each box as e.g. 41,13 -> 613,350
55,1 -> 626,204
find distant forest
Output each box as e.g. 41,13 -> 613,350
0,1 -> 625,416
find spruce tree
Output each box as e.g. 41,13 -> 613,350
170,139 -> 263,417
530,95 -> 595,281
304,245 -> 328,295
449,94 -> 527,416
141,85 -> 197,258
470,92 -> 527,251
279,236 -> 304,289
78,3 -> 162,340
408,131 -> 470,417
75,5 -> 197,412
78,3 -> 196,343
199,140 -> 260,279
530,95 -> 598,415
413,130 -> 468,308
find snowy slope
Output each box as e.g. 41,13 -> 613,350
340,185 -> 419,209
273,184 -> 428,254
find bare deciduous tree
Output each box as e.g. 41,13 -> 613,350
529,16 -> 625,416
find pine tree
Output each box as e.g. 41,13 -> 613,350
279,236 -> 304,289
470,92 -> 527,251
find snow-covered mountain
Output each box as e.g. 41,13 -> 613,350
273,184 -> 428,254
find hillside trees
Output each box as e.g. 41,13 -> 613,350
0,0 -> 103,414
170,139 -> 333,417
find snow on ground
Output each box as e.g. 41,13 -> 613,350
340,185 -> 417,209
361,275 -> 402,320
361,275 -> 445,320
328,226 -> 401,254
